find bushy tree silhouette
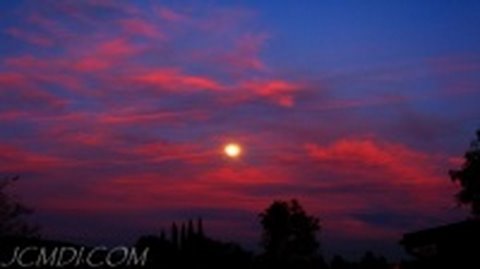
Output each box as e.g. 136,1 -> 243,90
330,255 -> 349,269
259,199 -> 322,268
450,129 -> 480,216
0,176 -> 38,237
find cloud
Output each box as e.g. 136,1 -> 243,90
303,137 -> 457,230
0,144 -> 68,173
305,138 -> 442,185
219,33 -> 269,72
73,57 -> 111,72
239,79 -> 301,107
0,72 -> 26,86
130,68 -> 222,91
97,109 -> 207,125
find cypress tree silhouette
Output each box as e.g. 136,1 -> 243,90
180,223 -> 186,249
197,217 -> 204,238
160,229 -> 166,241
171,222 -> 179,249
187,219 -> 195,238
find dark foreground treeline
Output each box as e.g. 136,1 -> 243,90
134,218 -> 394,269
3,206 -> 480,269
0,227 -> 393,269
135,221 -> 393,269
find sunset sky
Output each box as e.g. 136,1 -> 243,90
1,0 -> 480,258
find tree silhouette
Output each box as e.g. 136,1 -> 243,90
259,199 -> 321,268
449,129 -> 480,216
197,217 -> 204,238
0,176 -> 38,237
137,219 -> 252,269
171,222 -> 179,249
359,251 -> 388,269
330,255 -> 349,269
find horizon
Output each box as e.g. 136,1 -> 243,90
1,0 -> 480,261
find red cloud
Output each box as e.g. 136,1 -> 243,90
41,171 -> 254,213
98,111 -> 188,125
73,57 -> 111,72
0,72 -> 26,86
199,166 -> 290,186
132,141 -> 213,164
0,144 -> 67,173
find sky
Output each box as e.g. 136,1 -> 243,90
1,0 -> 480,260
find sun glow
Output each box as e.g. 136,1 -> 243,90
224,143 -> 242,158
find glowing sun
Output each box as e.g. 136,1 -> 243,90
224,143 -> 242,158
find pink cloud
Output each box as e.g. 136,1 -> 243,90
131,68 -> 222,91
242,79 -> 300,107
302,137 -> 458,225
94,38 -> 141,57
0,72 -> 26,86
305,138 -> 440,185
59,38 -> 141,73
